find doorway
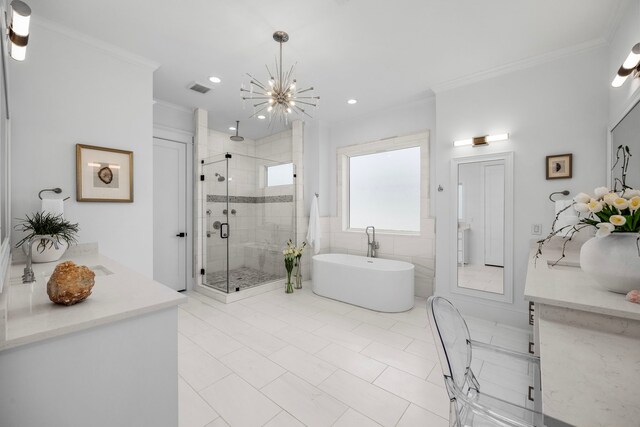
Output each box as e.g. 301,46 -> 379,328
153,137 -> 189,291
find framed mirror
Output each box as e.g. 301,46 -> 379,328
0,0 -> 10,292
609,96 -> 640,189
450,152 -> 514,303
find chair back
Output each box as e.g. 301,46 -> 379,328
427,296 -> 473,393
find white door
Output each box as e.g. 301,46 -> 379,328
153,138 -> 187,291
483,162 -> 505,267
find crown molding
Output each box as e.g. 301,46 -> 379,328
431,38 -> 607,94
32,17 -> 160,71
153,99 -> 194,115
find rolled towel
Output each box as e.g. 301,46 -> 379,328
627,290 -> 640,304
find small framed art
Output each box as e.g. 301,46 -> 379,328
546,153 -> 572,180
76,144 -> 133,202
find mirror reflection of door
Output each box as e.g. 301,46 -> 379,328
457,160 -> 505,295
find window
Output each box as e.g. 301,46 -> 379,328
348,146 -> 420,231
266,162 -> 293,186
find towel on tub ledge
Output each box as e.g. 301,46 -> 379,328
306,195 -> 321,254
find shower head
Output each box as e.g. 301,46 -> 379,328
214,173 -> 225,182
230,120 -> 244,142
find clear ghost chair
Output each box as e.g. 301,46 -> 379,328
427,296 -> 543,427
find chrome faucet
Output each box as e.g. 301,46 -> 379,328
22,236 -> 59,283
365,226 -> 379,258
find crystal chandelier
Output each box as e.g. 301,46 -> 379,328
241,31 -> 320,124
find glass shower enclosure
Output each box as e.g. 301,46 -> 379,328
201,152 -> 296,293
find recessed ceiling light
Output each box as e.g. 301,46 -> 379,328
257,115 -> 266,120
209,76 -> 221,83
347,99 -> 358,105
229,126 -> 236,131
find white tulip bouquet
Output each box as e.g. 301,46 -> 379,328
283,239 -> 306,293
537,145 -> 639,263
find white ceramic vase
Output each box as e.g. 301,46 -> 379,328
22,235 -> 68,263
580,233 -> 640,294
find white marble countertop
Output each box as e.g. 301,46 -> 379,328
0,248 -> 185,351
524,240 -> 640,321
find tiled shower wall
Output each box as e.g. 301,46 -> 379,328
194,110 -> 302,289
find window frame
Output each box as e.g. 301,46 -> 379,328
337,132 -> 429,236
265,162 -> 294,187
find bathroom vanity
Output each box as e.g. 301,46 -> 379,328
0,246 -> 185,427
525,243 -> 640,427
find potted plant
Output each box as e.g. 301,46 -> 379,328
15,212 -> 79,263
537,145 -> 640,294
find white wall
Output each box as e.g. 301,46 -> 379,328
153,100 -> 194,136
608,0 -> 640,124
9,20 -> 156,276
434,47 -> 609,326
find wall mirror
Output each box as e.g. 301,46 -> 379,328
610,97 -> 640,189
451,152 -> 514,303
0,1 -> 11,292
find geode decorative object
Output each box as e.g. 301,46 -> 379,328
47,261 -> 96,306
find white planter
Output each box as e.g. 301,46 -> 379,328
580,233 -> 640,294
22,235 -> 69,263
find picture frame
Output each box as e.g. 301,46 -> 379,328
76,144 -> 133,202
546,153 -> 572,180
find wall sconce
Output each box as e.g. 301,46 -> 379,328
7,0 -> 31,61
611,43 -> 640,88
453,133 -> 509,147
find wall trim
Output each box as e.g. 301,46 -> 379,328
153,99 -> 194,115
33,17 -> 160,71
432,38 -> 607,94
153,124 -> 194,143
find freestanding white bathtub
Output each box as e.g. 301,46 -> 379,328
312,253 -> 415,312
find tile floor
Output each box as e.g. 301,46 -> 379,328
458,264 -> 504,294
178,283 -> 532,427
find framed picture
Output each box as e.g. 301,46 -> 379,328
546,153 -> 572,180
76,144 -> 133,202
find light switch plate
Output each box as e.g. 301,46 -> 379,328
531,224 -> 542,235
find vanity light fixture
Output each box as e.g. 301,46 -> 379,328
7,0 -> 31,61
611,43 -> 640,88
453,133 -> 509,147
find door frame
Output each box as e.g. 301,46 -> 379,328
153,126 -> 194,290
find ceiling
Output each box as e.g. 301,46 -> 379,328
28,0 -> 624,139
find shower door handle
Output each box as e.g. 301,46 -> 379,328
220,223 -> 229,239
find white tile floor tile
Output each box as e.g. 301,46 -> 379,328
362,341 -> 436,379
218,347 -> 286,389
312,324 -> 372,352
178,286 -> 533,427
396,403 -> 448,427
333,408 -> 381,426
352,323 -> 413,350
373,367 -> 450,419
268,345 -> 337,386
200,374 -> 281,427
316,343 -> 387,383
319,370 -> 409,427
272,326 -> 332,354
178,378 -> 219,427
188,328 -> 244,359
263,410 -> 305,427
179,346 -> 232,391
262,372 -> 347,427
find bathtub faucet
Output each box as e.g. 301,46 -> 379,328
365,226 -> 379,258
